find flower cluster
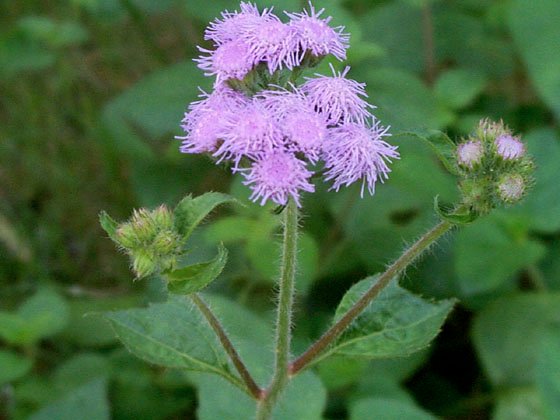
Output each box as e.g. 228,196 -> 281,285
178,2 -> 399,207
113,206 -> 183,278
455,119 -> 533,213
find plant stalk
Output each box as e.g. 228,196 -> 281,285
256,199 -> 299,419
290,219 -> 453,375
190,294 -> 263,399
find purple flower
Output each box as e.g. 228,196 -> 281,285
213,98 -> 284,166
301,65 -> 372,125
243,150 -> 315,206
323,120 -> 399,196
495,134 -> 525,160
286,3 -> 349,62
240,17 -> 298,73
178,87 -> 247,153
497,173 -> 525,202
195,39 -> 255,85
204,2 -> 267,45
261,88 -> 327,162
457,140 -> 484,168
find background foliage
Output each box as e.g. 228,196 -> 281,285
1,0 -> 559,418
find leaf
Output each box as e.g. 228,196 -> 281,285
508,0 -> 560,119
28,378 -> 110,420
434,69 -> 487,110
327,278 -> 455,360
472,293 -> 560,386
536,327 -> 560,419
166,244 -> 228,295
0,289 -> 69,345
204,216 -> 253,243
174,192 -> 238,240
53,354 -> 111,394
454,214 -> 546,295
0,350 -> 33,385
191,371 -> 326,420
350,397 -> 437,420
102,295 -> 241,388
98,211 -> 118,241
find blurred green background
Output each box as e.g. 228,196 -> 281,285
1,0 -> 560,419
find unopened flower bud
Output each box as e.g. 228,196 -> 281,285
131,209 -> 157,243
497,173 -> 525,203
115,223 -> 138,249
132,251 -> 157,279
152,205 -> 173,230
495,134 -> 525,160
152,231 -> 182,255
457,140 -> 484,168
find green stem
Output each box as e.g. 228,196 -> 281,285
290,219 -> 453,375
190,294 -> 263,399
256,199 -> 299,419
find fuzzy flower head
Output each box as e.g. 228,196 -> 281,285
261,88 -> 327,162
196,39 -> 255,85
495,134 -> 525,160
204,2 -> 266,45
457,140 -> 484,168
323,120 -> 399,196
240,16 -> 297,73
243,150 -> 315,206
213,98 -> 283,166
497,173 -> 525,203
286,3 -> 349,62
302,65 -> 372,125
178,88 -> 246,153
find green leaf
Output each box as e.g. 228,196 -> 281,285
204,216 -> 253,243
455,215 -> 546,295
174,192 -> 237,240
0,289 -> 69,345
328,278 -> 455,360
350,397 -> 437,420
535,327 -> 560,418
509,0 -> 560,119
400,130 -> 459,176
166,244 -> 228,295
102,295 -> 241,388
192,371 -> 326,420
28,378 -> 110,420
0,350 -> 33,385
98,211 -> 118,241
472,293 -> 560,386
434,69 -> 487,110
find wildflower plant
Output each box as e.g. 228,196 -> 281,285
99,3 -> 535,419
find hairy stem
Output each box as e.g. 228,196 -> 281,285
190,294 -> 263,399
290,219 -> 453,375
256,199 -> 299,419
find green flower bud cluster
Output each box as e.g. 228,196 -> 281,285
455,119 -> 534,214
114,205 -> 183,278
